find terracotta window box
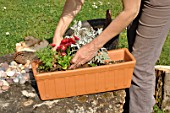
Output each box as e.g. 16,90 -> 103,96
31,48 -> 136,100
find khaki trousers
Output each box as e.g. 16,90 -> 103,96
127,0 -> 170,113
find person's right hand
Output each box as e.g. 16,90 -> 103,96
69,41 -> 99,69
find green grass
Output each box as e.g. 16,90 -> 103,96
0,0 -> 169,66
0,0 -> 121,55
156,33 -> 170,65
153,104 -> 169,113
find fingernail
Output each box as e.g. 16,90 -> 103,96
69,65 -> 73,69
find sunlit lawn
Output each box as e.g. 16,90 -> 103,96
0,0 -> 169,66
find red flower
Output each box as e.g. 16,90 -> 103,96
65,42 -> 72,47
69,38 -> 76,44
56,45 -> 61,51
61,38 -> 69,44
60,45 -> 67,51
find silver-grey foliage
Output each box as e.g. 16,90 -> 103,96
68,21 -> 111,65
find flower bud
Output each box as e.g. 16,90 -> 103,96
73,36 -> 80,40
61,52 -> 66,56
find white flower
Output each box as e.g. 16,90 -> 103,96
6,32 -> 10,35
92,4 -> 98,9
3,7 -> 6,10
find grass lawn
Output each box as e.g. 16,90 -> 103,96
0,0 -> 169,65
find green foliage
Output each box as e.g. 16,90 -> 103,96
36,45 -> 73,71
57,46 -> 73,70
57,55 -> 72,70
153,104 -> 168,113
36,46 -> 57,71
89,63 -> 97,67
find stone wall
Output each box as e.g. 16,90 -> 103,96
0,54 -> 126,113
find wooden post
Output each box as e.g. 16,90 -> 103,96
155,65 -> 170,112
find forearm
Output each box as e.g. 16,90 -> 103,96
92,11 -> 137,49
92,0 -> 141,49
55,0 -> 84,37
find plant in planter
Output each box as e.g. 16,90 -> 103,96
32,21 -> 136,100
35,46 -> 57,72
36,21 -> 113,72
35,37 -> 77,72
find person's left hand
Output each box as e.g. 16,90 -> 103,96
69,42 -> 98,69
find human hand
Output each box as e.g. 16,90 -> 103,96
69,42 -> 98,69
52,34 -> 63,50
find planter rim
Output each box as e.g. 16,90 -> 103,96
32,48 -> 136,80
